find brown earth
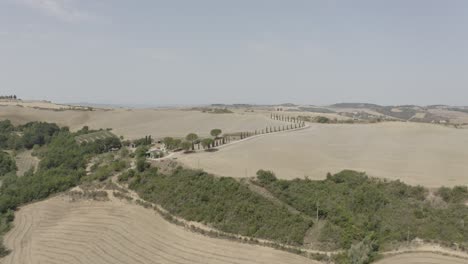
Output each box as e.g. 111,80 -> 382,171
0,105 -> 285,139
0,194 -> 318,264
375,253 -> 466,264
178,122 -> 468,187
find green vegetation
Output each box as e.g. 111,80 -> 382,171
201,138 -> 214,150
134,145 -> 150,172
0,152 -> 16,177
1,118 -> 466,263
298,115 -> 336,124
185,133 -> 198,151
131,135 -> 152,146
0,95 -> 17,100
0,120 -> 61,150
0,120 -> 122,256
210,128 -> 222,138
162,137 -> 182,150
121,167 -> 312,245
75,130 -> 121,151
254,170 -> 468,262
20,122 -> 61,149
83,159 -> 129,182
180,141 -> 192,152
437,186 -> 468,203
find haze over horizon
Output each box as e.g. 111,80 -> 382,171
1,0 -> 468,106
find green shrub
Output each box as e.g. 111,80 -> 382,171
258,170 -> 468,249
256,170 -> 277,185
128,168 -> 312,245
0,152 -> 16,177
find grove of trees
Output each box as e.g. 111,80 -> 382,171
0,95 -> 17,100
0,120 -> 122,256
121,167 -> 312,245
255,170 -> 468,263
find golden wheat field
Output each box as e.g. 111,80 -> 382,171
0,105 -> 285,139
0,194 -> 318,264
179,122 -> 468,187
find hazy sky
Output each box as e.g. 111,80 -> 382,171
1,1 -> 467,106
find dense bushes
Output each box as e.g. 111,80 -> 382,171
162,137 -> 182,150
437,186 -> 468,203
0,131 -> 92,213
82,159 -> 128,182
132,135 -> 152,147
0,121 -> 61,150
0,152 -> 16,177
255,170 -> 468,252
20,122 -> 61,149
0,120 -> 122,256
81,136 -> 122,154
256,170 -> 277,185
124,167 -> 312,245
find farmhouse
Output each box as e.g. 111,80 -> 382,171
146,142 -> 167,158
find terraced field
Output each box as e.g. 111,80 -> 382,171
75,130 -> 116,143
1,195 -> 317,264
375,253 -> 467,264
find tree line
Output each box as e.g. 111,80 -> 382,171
255,170 -> 468,263
161,129 -> 226,154
0,95 -> 17,100
158,113 -> 307,156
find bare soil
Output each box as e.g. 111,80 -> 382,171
179,122 -> 468,187
0,194 -> 318,264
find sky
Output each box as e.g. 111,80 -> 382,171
1,0 -> 467,106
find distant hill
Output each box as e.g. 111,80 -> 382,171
286,107 -> 335,113
279,103 -> 297,107
330,103 -> 382,109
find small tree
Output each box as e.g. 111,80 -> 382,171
210,129 -> 222,138
256,170 -> 277,185
181,141 -> 192,153
186,133 -> 198,150
163,137 -> 175,150
201,138 -> 214,149
136,157 -> 149,172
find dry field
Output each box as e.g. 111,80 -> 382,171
0,105 -> 285,139
179,122 -> 468,187
1,195 -> 317,264
375,253 -> 466,264
0,100 -> 84,110
429,109 -> 468,124
14,150 -> 39,176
